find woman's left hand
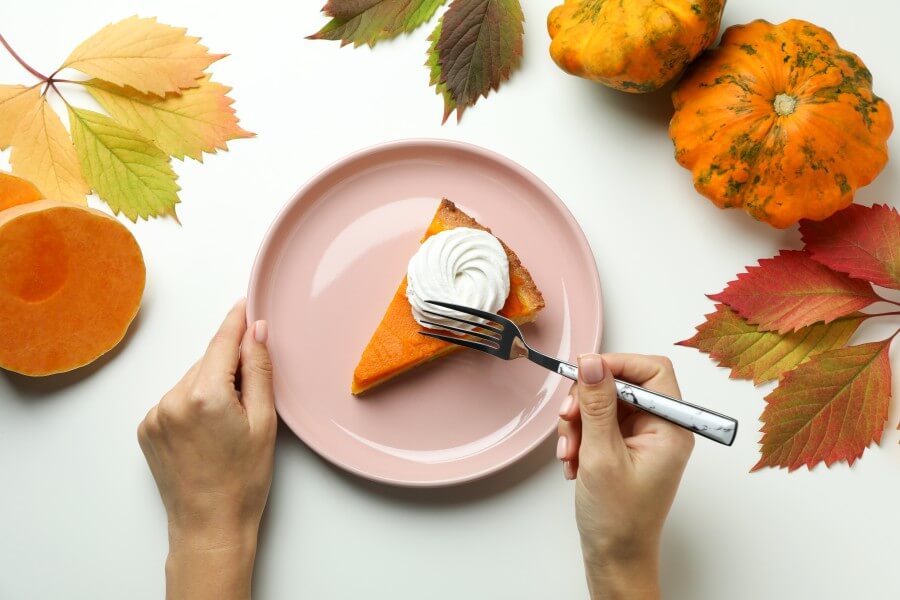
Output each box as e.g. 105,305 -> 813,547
138,299 -> 275,600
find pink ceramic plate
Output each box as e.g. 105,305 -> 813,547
247,140 -> 602,486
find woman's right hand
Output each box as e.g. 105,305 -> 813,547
557,353 -> 695,600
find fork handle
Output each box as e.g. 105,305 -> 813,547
534,355 -> 737,446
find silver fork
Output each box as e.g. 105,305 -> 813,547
418,300 -> 737,446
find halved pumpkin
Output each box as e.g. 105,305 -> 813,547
0,200 -> 145,375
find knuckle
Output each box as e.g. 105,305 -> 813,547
158,392 -> 185,422
139,407 -> 160,438
650,355 -> 675,372
186,386 -> 216,412
191,382 -> 215,402
579,394 -> 616,421
158,391 -> 178,411
247,354 -> 273,379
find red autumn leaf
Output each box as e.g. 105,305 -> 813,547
801,203 -> 900,290
709,250 -> 880,334
677,304 -> 865,384
752,339 -> 893,472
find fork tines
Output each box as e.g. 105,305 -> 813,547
417,300 -> 511,356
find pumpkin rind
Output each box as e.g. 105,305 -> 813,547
0,172 -> 43,211
669,19 -> 894,228
547,0 -> 726,93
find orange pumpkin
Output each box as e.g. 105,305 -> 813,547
547,0 -> 725,93
670,19 -> 893,228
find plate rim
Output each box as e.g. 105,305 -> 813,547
247,138 -> 603,487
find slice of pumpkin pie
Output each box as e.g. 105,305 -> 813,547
352,199 -> 545,394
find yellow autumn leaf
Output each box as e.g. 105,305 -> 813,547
0,84 -> 41,149
85,76 -> 254,161
59,16 -> 224,97
10,97 -> 89,204
68,107 -> 181,221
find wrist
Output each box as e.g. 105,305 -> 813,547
169,519 -> 257,550
166,523 -> 259,600
582,547 -> 660,600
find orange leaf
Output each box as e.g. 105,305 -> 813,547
709,250 -> 880,334
85,77 -> 253,161
0,85 -> 40,150
9,97 -> 88,205
60,16 -> 224,96
752,339 -> 893,472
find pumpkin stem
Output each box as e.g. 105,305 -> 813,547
773,93 -> 798,116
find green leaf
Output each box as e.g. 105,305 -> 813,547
425,17 -> 456,121
308,0 -> 447,47
432,0 -> 524,122
68,107 -> 180,221
677,304 -> 865,384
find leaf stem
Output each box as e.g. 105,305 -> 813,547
866,311 -> 900,319
46,80 -> 71,107
0,32 -> 48,81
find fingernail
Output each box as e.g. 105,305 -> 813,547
578,354 -> 605,384
556,436 -> 567,460
559,394 -> 574,417
563,460 -> 576,480
254,320 -> 268,344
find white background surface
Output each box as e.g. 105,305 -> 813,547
1,1 -> 898,598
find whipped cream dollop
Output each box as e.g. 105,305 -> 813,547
406,227 -> 510,329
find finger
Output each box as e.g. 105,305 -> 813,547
563,382 -> 634,426
558,385 -> 579,421
600,353 -> 681,397
563,458 -> 578,481
557,418 -> 582,462
240,320 -> 275,429
603,354 -> 693,444
577,354 -> 627,461
197,300 -> 248,393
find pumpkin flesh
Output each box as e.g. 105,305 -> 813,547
0,200 -> 145,375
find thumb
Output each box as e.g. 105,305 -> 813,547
577,354 -> 625,456
240,320 -> 275,428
